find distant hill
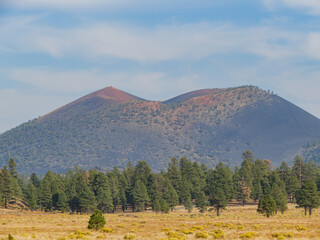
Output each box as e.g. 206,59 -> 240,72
1,85 -> 320,174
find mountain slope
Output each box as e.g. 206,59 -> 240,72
1,85 -> 320,173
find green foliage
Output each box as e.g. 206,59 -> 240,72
296,179 -> 320,215
25,181 -> 38,210
160,198 -> 170,213
88,209 -> 106,230
257,194 -> 277,218
184,196 -> 193,213
132,180 -> 150,212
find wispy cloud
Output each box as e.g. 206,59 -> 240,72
263,0 -> 320,15
0,16 -> 306,61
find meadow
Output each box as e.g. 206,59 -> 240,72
0,203 -> 319,240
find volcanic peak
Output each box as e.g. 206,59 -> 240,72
88,86 -> 143,102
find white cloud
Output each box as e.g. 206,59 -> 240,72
306,32 -> 320,59
2,0 -> 216,11
263,0 -> 320,15
0,16 -> 306,61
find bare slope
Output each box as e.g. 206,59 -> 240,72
1,85 -> 320,173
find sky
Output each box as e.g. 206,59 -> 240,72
1,0 -> 320,133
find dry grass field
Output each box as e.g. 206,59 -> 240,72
0,204 -> 319,240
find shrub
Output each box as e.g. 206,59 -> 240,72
88,210 -> 106,230
295,225 -> 307,231
100,228 -> 113,233
181,229 -> 194,234
210,229 -> 225,239
195,231 -> 209,238
272,233 -> 282,238
96,236 -> 105,239
124,234 -> 136,239
8,234 -> 15,240
191,225 -> 204,230
68,234 -> 76,239
239,232 -> 256,239
284,233 -> 294,238
161,228 -> 171,232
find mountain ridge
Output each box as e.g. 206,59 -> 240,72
1,85 -> 320,174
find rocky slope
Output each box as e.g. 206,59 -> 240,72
1,85 -> 319,173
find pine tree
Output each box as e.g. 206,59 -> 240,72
55,191 -> 69,212
97,187 -> 113,213
152,198 -> 161,213
8,158 -> 18,178
177,177 -> 191,204
285,174 -> 300,203
270,183 -> 287,214
296,180 -> 320,215
160,198 -> 170,213
132,180 -> 150,212
0,166 -> 14,208
195,191 -> 207,213
167,158 -> 182,191
39,178 -> 52,211
184,196 -> 193,213
209,188 -> 227,216
292,155 -> 304,188
30,173 -> 40,188
257,194 -> 276,218
163,181 -> 179,211
25,181 -> 38,210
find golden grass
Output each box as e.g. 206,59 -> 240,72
0,204 -> 319,240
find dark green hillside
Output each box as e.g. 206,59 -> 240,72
1,85 -> 320,174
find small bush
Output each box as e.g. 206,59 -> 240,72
191,225 -> 204,230
57,237 -> 67,240
195,231 -> 209,239
124,234 -> 136,239
88,210 -> 106,230
31,234 -> 37,238
161,228 -> 171,232
210,229 -> 225,239
166,231 -> 186,239
68,234 -> 76,239
239,232 -> 256,239
181,229 -> 194,234
284,233 -> 294,238
100,228 -> 113,233
96,236 -> 105,239
295,225 -> 307,231
8,234 -> 15,240
272,233 -> 282,238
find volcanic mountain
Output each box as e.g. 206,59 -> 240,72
1,85 -> 320,174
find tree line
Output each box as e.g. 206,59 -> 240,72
0,150 -> 319,217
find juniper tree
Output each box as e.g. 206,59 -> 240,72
88,210 -> 106,230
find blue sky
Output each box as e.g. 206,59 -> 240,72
1,0 -> 320,133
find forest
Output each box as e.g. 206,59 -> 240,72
0,150 -> 319,218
